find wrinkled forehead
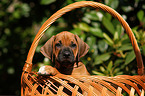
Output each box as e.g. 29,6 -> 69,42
55,32 -> 77,45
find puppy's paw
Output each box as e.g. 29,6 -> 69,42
38,65 -> 58,76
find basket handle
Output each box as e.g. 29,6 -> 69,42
23,1 -> 144,75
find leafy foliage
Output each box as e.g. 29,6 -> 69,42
0,0 -> 145,95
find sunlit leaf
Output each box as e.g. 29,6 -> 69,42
113,32 -> 119,41
91,22 -> 101,27
103,33 -> 114,46
78,22 -> 90,32
96,12 -> 103,21
116,24 -> 123,37
82,17 -> 91,23
100,66 -> 105,72
84,11 -> 99,21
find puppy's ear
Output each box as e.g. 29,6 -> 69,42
75,35 -> 90,58
40,36 -> 55,61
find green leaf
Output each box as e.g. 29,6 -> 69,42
114,59 -> 124,66
110,0 -> 119,9
91,22 -> 101,27
116,25 -> 123,37
90,27 -> 103,38
116,72 -> 123,75
107,61 -> 113,72
98,40 -> 108,53
94,53 -> 111,65
75,0 -> 86,1
82,17 -> 91,23
104,0 -> 109,5
80,33 -> 86,41
103,33 -> 114,46
122,6 -> 132,12
113,68 -> 120,74
118,44 -> 133,51
78,22 -> 90,32
137,10 -> 144,22
40,0 -> 56,5
105,0 -> 119,9
45,26 -> 55,38
121,34 -> 130,44
125,50 -> 136,65
13,10 -> 21,19
66,0 -> 73,4
112,19 -> 120,26
100,66 -> 105,72
70,28 -> 81,35
92,71 -> 105,76
113,32 -> 119,41
133,30 -> 140,40
91,45 -> 98,56
105,13 -> 112,21
102,16 -> 115,34
141,45 -> 145,56
143,18 -> 145,27
84,11 -> 99,21
96,12 -> 103,21
86,36 -> 96,47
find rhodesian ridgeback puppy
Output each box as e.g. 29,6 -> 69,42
38,31 -> 90,75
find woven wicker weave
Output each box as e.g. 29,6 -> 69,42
21,1 -> 145,96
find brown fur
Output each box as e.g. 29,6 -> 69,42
39,31 -> 90,75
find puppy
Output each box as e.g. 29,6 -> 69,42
38,31 -> 90,75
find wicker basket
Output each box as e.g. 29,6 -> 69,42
21,1 -> 145,96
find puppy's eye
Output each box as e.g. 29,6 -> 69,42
55,43 -> 61,48
71,43 -> 77,48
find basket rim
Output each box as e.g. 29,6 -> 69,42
23,1 -> 144,75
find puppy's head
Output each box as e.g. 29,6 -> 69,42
40,31 -> 89,68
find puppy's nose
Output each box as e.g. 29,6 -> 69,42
63,51 -> 70,58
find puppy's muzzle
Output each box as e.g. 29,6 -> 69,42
57,47 -> 75,67
63,50 -> 71,58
